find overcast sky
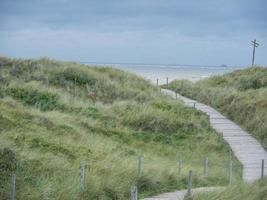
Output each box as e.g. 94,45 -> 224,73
0,0 -> 266,66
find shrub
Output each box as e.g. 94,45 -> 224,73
50,68 -> 97,87
238,73 -> 267,90
5,88 -> 63,111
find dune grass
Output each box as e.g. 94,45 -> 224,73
165,66 -> 267,150
0,57 -> 241,199
193,177 -> 267,200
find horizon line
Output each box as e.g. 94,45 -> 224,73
79,61 -> 244,68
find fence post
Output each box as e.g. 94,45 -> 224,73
166,77 -> 168,86
228,146 -> 232,161
156,78 -> 159,87
74,77 -> 77,100
227,144 -> 233,186
228,160 -> 232,186
175,92 -> 178,100
130,185 -> 138,200
80,161 -> 85,192
137,156 -> 143,178
261,159 -> 265,179
9,173 -> 16,200
203,156 -> 208,177
186,170 -> 193,197
193,102 -> 196,108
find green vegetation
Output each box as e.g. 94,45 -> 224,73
193,178 -> 267,200
5,87 -> 63,111
165,66 -> 267,149
0,57 -> 241,199
0,148 -> 17,198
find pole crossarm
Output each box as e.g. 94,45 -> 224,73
251,40 -> 259,47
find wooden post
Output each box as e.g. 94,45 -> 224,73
228,145 -> 232,186
261,159 -> 265,179
193,102 -> 196,108
137,156 -> 143,178
203,156 -> 208,177
186,170 -> 193,197
10,173 -> 16,200
80,162 -> 85,192
74,77 -> 77,100
228,146 -> 232,161
175,92 -> 178,100
166,77 -> 168,86
228,160 -> 233,186
156,78 -> 159,87
251,39 -> 259,66
130,185 -> 138,200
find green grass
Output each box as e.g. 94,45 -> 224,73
165,66 -> 267,150
193,178 -> 267,200
0,57 -> 241,199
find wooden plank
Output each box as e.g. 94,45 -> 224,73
161,89 -> 267,183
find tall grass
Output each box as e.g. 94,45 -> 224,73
165,66 -> 267,149
193,178 -> 267,200
0,57 -> 241,199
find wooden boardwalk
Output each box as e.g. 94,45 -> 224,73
142,187 -> 222,200
162,89 -> 267,183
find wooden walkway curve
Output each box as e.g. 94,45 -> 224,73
162,89 -> 267,183
142,89 -> 267,200
142,187 -> 222,200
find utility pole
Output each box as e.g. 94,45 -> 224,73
251,39 -> 259,66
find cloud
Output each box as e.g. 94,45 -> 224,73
0,0 -> 266,65
1,0 -> 266,34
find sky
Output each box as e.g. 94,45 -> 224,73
0,0 -> 266,66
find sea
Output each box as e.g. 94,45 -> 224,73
84,62 -> 245,85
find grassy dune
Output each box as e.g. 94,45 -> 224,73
0,57 -> 241,199
165,66 -> 267,149
193,178 -> 267,200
